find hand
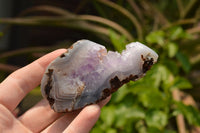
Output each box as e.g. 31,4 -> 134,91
0,49 -> 110,133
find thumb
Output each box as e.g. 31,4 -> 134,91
63,104 -> 101,133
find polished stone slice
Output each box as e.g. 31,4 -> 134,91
41,40 -> 158,112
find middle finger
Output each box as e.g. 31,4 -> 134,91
41,96 -> 111,132
19,96 -> 111,132
18,99 -> 62,133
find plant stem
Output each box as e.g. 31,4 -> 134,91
0,17 -> 115,40
96,0 -> 143,41
79,15 -> 134,41
172,90 -> 186,133
187,26 -> 200,34
0,63 -> 19,72
16,5 -> 134,41
74,0 -> 89,13
18,5 -> 73,17
163,18 -> 196,30
127,0 -> 144,21
181,0 -> 199,19
2,5 -> 134,41
190,54 -> 200,64
0,45 -> 62,59
176,0 -> 184,18
140,0 -> 170,26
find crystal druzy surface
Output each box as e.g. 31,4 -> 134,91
41,40 -> 158,112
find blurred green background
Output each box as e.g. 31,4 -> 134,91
0,0 -> 200,132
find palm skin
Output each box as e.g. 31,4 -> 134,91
0,49 -> 110,133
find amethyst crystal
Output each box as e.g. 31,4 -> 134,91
41,40 -> 158,112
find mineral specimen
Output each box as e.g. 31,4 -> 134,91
41,40 -> 158,112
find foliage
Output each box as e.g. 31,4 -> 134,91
0,0 -> 200,132
91,27 -> 197,132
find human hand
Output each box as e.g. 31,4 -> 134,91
0,49 -> 111,133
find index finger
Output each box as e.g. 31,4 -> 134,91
0,49 -> 66,111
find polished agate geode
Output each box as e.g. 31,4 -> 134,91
41,40 -> 158,112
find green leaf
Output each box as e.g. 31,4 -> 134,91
163,60 -> 179,75
107,128 -> 117,133
157,65 -> 172,87
139,89 -> 166,108
147,128 -> 176,133
120,93 -> 137,106
175,102 -> 200,126
145,64 -> 171,88
115,105 -> 145,128
0,32 -> 3,37
168,26 -> 192,40
146,30 -> 165,46
109,29 -> 126,52
167,42 -> 178,58
145,110 -> 168,129
130,82 -> 153,94
136,120 -> 147,133
92,1 -> 108,18
115,106 -> 129,128
30,86 -> 42,95
100,106 -> 116,127
168,27 -> 184,40
91,126 -> 103,133
147,127 -> 162,133
171,77 -> 192,90
176,51 -> 191,72
131,64 -> 172,94
126,106 -> 145,119
111,85 -> 130,103
143,65 -> 163,88
164,130 -> 177,133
